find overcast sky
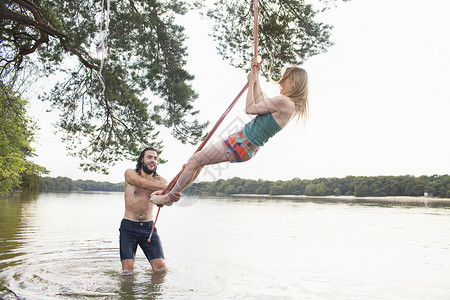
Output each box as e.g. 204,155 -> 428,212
29,0 -> 450,184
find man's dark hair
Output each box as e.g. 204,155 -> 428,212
135,147 -> 159,177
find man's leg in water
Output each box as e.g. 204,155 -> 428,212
121,256 -> 166,273
150,258 -> 167,273
121,259 -> 135,273
120,219 -> 139,273
151,140 -> 228,205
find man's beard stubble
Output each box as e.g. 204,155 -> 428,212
142,164 -> 156,175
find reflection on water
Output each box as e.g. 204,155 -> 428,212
117,271 -> 165,299
0,192 -> 38,299
1,192 -> 450,299
0,192 -> 38,263
0,192 -> 167,300
224,194 -> 450,209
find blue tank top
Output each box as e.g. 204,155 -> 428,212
243,113 -> 282,146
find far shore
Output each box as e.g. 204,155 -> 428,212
227,194 -> 450,204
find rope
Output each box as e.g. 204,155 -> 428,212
97,0 -> 110,93
147,84 -> 249,242
148,0 -> 260,242
253,0 -> 259,58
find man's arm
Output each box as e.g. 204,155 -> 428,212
124,169 -> 168,191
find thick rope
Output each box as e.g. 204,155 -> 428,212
147,84 -> 249,242
253,0 -> 259,58
148,0 -> 260,242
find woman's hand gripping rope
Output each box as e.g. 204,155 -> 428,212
251,56 -> 262,73
248,57 -> 263,84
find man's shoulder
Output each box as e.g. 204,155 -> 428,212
125,168 -> 138,174
124,169 -> 140,184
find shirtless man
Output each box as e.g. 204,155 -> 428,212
119,147 -> 180,273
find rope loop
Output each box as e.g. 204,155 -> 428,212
97,0 -> 110,93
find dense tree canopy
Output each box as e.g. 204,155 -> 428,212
1,0 -> 339,174
0,68 -> 46,195
36,176 -> 123,192
30,175 -> 450,200
207,0 -> 333,78
184,175 -> 450,199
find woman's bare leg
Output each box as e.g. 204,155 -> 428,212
150,140 -> 229,205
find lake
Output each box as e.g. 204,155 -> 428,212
1,191 -> 449,299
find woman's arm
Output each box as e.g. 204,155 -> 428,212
246,70 -> 258,113
246,95 -> 291,115
248,58 -> 288,115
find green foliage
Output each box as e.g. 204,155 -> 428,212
2,0 -> 208,173
206,0 -> 334,79
424,175 -> 450,198
184,175 -> 450,199
21,174 -> 42,191
1,0 -> 337,173
38,176 -> 124,192
0,69 -> 46,196
305,182 -> 328,196
22,173 -> 450,199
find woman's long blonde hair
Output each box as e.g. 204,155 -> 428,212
278,66 -> 309,122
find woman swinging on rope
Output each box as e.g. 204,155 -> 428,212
150,57 -> 309,206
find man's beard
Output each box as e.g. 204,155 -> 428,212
142,164 -> 156,175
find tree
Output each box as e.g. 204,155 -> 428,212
255,179 -> 271,194
242,179 -> 259,194
207,0 -> 334,79
0,68 -> 46,195
21,173 -> 41,191
405,176 -> 426,196
1,0 -> 336,173
270,180 -> 284,195
305,182 -> 328,196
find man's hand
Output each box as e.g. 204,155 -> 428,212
168,192 -> 181,202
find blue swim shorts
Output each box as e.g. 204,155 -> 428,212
119,219 -> 164,261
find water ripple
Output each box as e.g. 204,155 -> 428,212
1,193 -> 450,299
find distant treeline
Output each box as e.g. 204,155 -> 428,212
21,176 -> 125,192
19,174 -> 450,198
184,175 -> 450,198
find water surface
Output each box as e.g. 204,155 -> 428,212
1,192 -> 449,299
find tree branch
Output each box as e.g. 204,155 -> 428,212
0,5 -> 96,69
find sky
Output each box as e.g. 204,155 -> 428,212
29,0 -> 450,184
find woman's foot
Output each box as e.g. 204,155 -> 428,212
150,193 -> 173,206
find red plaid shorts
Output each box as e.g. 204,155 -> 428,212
223,129 -> 260,163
